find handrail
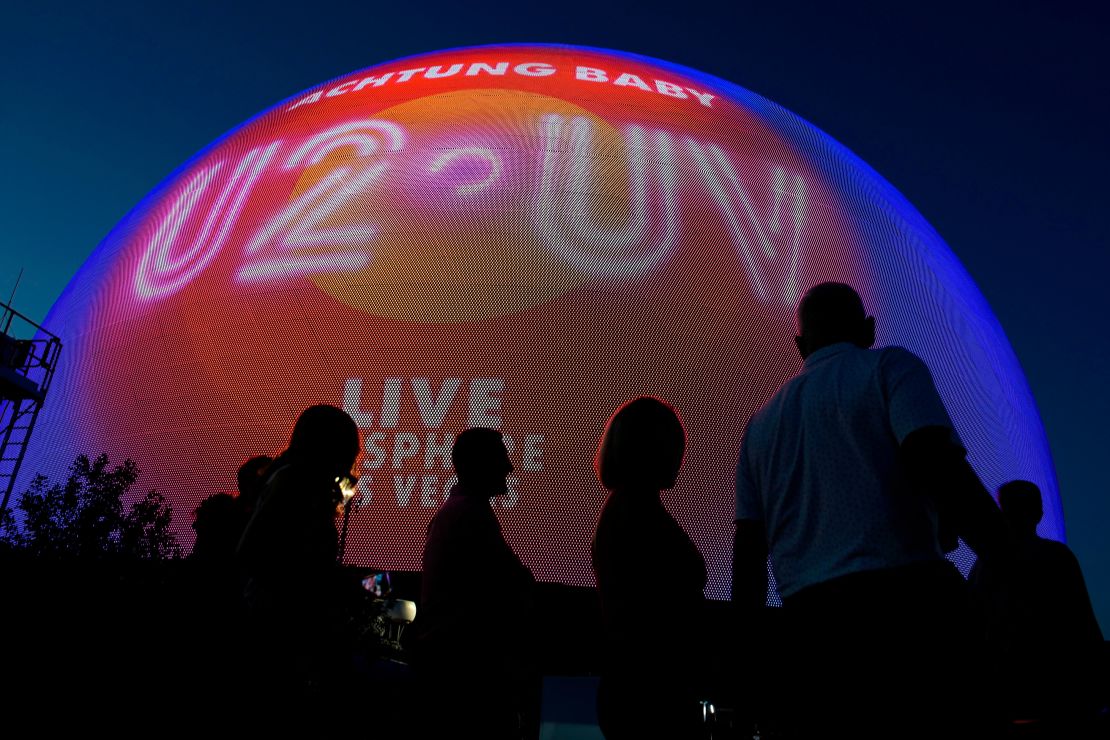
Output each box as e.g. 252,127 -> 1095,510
0,299 -> 60,342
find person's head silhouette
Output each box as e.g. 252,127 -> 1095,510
237,455 -> 273,510
285,404 -> 359,482
596,396 -> 686,492
997,480 -> 1044,537
795,282 -> 875,359
452,427 -> 513,497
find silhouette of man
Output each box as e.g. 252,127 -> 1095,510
969,480 -> 1105,726
415,427 -> 536,739
733,282 -> 1005,738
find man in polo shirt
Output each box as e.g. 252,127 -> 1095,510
732,282 -> 1004,738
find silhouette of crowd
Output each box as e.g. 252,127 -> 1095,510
169,282 -> 1105,738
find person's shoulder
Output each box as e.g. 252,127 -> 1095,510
264,462 -> 301,489
1032,536 -> 1079,564
429,491 -> 467,520
594,493 -> 656,537
743,366 -> 806,440
876,345 -> 929,369
438,492 -> 496,527
748,375 -> 801,423
873,346 -> 939,385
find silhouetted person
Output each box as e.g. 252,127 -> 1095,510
190,456 -> 272,564
184,459 -> 272,712
591,397 -> 707,739
733,282 -> 1006,738
191,492 -> 245,563
236,405 -> 359,707
414,427 -> 536,739
236,454 -> 273,519
969,480 -> 1105,728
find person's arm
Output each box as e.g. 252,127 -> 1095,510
900,425 -> 1005,559
732,518 -> 768,609
733,431 -> 768,609
883,348 -> 1006,560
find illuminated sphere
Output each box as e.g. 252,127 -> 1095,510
26,44 -> 1061,597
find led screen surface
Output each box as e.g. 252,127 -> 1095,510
24,44 -> 1062,599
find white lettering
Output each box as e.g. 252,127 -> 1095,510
424,432 -> 454,470
515,62 -> 556,77
614,73 -> 651,91
466,62 -> 509,76
655,80 -> 688,98
412,378 -> 462,428
136,142 -> 279,299
392,432 -> 421,468
686,87 -> 716,108
288,91 -> 322,110
363,432 -> 387,469
283,120 -> 405,170
394,475 -> 416,506
326,80 -> 360,98
380,377 -> 403,428
686,140 -> 806,305
239,121 -> 405,284
427,148 -> 502,195
343,378 -> 374,428
497,477 -> 520,508
420,475 -> 440,507
467,378 -> 504,428
536,115 -> 680,279
576,66 -> 608,82
356,474 -> 373,502
237,165 -> 379,282
395,67 -> 426,82
354,72 -> 394,91
425,64 -> 464,79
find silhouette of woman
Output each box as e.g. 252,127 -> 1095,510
591,397 -> 707,739
236,404 -> 360,704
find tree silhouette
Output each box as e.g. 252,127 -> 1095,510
0,453 -> 180,560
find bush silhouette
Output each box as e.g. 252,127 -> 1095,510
1,453 -> 180,560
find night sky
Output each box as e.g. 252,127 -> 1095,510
2,1 -> 1106,632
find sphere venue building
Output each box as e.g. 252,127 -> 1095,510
18,44 -> 1062,598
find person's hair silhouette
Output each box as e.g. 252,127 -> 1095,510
190,492 -> 243,563
592,397 -> 705,739
235,404 -> 359,706
236,455 -> 273,513
282,404 -> 359,484
794,280 -> 876,358
190,455 -> 274,563
595,396 -> 685,492
452,427 -> 513,496
997,479 -> 1044,535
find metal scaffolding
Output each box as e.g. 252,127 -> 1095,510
0,300 -> 62,517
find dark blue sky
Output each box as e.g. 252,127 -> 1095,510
2,1 -> 1107,630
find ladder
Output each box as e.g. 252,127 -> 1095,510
0,301 -> 62,517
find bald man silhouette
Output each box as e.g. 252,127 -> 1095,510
733,282 -> 1005,738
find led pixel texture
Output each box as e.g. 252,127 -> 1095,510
24,44 -> 1061,598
